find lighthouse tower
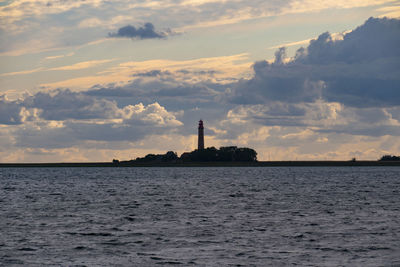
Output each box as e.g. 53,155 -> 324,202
198,120 -> 204,150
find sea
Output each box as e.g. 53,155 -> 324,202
0,167 -> 399,266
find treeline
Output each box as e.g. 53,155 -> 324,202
113,146 -> 257,164
134,151 -> 179,163
180,146 -> 257,162
378,155 -> 400,161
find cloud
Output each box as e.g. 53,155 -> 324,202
41,53 -> 251,90
229,17 -> 400,108
0,0 -> 109,29
221,101 -> 400,138
2,0 -> 394,32
268,31 -> 350,50
0,67 -> 45,77
16,17 -> 400,143
223,101 -> 342,128
132,70 -> 172,77
296,18 -> 400,64
377,5 -> 400,18
0,96 -> 41,125
78,18 -> 103,29
108,23 -> 169,39
0,0 -> 396,57
19,89 -> 184,126
84,78 -> 224,107
2,16 -> 400,161
49,59 -> 113,71
11,94 -> 183,148
212,101 -> 400,160
0,97 -> 23,124
283,0 -> 395,15
269,38 -> 312,50
44,52 -> 74,60
0,59 -> 113,77
23,89 -> 117,120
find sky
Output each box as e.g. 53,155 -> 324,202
0,0 -> 400,162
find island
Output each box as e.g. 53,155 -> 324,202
113,146 -> 257,166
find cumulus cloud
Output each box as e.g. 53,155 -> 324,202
297,17 -> 400,64
221,101 -> 400,138
229,17 -> 400,108
2,16 -> 400,161
223,101 -> 342,128
219,16 -> 400,141
15,17 -> 400,146
108,23 -> 170,39
20,89 -> 184,126
0,95 -> 41,125
0,88 -> 184,149
22,89 -> 115,120
0,97 -> 23,125
12,100 -> 183,148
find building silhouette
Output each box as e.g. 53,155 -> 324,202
198,120 -> 204,150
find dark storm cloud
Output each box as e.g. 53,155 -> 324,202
108,23 -> 169,39
229,17 -> 400,108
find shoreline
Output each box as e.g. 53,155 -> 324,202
1,161 -> 400,167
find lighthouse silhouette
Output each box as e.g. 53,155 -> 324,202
198,120 -> 204,150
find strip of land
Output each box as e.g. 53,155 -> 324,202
1,161 -> 400,167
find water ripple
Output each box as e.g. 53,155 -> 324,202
0,167 -> 399,266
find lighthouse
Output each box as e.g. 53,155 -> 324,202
198,120 -> 204,150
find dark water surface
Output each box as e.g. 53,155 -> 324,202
1,167 -> 399,266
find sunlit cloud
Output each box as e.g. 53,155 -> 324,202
0,67 -> 45,77
2,0 -> 395,33
1,0 -> 397,58
283,0 -> 397,15
268,39 -> 312,50
1,1 -> 400,163
41,53 -> 252,90
377,5 -> 400,18
268,31 -> 352,50
78,18 -> 104,28
49,59 -> 114,71
45,52 -> 75,60
0,59 -> 114,77
0,39 -> 61,57
0,0 -> 106,28
178,0 -> 396,31
78,16 -> 136,29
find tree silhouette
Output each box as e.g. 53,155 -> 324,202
117,146 -> 258,164
379,155 -> 400,161
180,146 -> 257,162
